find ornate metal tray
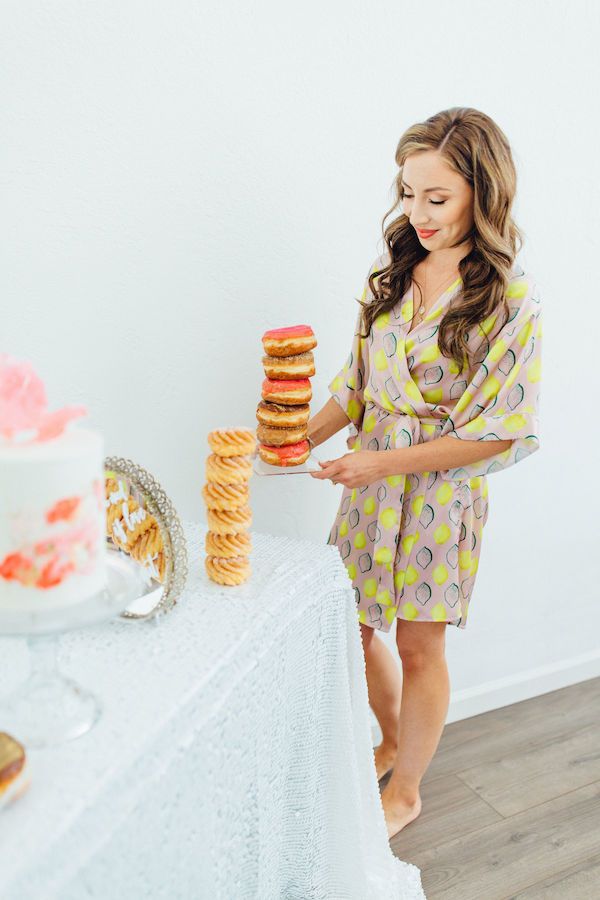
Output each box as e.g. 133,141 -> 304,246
104,456 -> 188,619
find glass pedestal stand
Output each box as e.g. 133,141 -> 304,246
0,555 -> 145,748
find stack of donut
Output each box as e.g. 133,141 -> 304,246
257,325 -> 317,467
203,427 -> 256,585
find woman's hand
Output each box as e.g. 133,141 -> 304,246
309,450 -> 386,489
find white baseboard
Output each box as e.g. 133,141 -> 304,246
369,649 -> 600,745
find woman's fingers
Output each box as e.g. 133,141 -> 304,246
311,459 -> 341,480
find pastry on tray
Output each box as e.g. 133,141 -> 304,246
256,422 -> 308,447
205,531 -> 251,558
205,554 -> 251,586
257,324 -> 317,467
262,351 -> 315,380
0,732 -> 30,809
105,477 -> 166,583
203,428 -> 254,586
261,377 -> 312,405
261,325 -> 317,357
205,453 -> 253,483
206,504 -> 252,535
207,428 -> 256,458
255,400 -> 310,428
202,481 -> 249,511
257,439 -> 310,467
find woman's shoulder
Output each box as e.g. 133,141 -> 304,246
508,261 -> 531,286
506,265 -> 541,317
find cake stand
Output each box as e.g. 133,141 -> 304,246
0,554 -> 145,748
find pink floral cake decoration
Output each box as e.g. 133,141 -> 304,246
0,352 -> 87,444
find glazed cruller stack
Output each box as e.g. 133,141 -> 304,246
257,325 -> 318,467
203,428 -> 257,585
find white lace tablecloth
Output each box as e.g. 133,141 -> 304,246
0,522 -> 425,899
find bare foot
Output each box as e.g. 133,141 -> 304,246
374,742 -> 397,781
381,789 -> 422,840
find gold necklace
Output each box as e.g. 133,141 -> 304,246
412,268 -> 459,322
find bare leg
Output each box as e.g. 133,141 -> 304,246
380,620 -> 450,840
359,623 -> 402,780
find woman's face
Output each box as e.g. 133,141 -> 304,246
400,150 -> 474,252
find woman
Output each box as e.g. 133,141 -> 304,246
307,107 -> 543,841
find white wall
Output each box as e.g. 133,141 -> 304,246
3,1 -> 599,719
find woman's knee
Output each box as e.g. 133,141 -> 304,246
395,619 -> 446,665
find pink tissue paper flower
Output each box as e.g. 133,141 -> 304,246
0,353 -> 87,442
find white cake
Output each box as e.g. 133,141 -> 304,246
0,427 -> 107,612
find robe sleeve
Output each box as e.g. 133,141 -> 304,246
439,276 -> 543,482
327,267 -> 373,430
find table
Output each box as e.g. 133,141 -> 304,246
0,522 -> 425,899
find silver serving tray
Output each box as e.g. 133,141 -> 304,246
104,457 -> 188,619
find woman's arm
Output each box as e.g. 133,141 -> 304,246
311,436 -> 515,488
378,435 -> 514,478
307,397 -> 352,448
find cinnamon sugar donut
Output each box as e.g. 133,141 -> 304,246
206,453 -> 253,484
261,377 -> 312,405
206,504 -> 252,534
262,351 -> 315,380
207,428 -> 257,457
256,422 -> 308,447
256,400 -> 310,427
262,325 -> 317,357
206,530 -> 251,558
202,482 -> 249,510
258,440 -> 310,467
205,555 -> 251,586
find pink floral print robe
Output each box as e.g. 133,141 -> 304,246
326,254 -> 543,632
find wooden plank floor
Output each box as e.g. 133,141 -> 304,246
382,676 -> 600,899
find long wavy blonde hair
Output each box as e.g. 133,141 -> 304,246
358,107 -> 525,374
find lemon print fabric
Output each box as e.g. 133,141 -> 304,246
326,255 -> 542,634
